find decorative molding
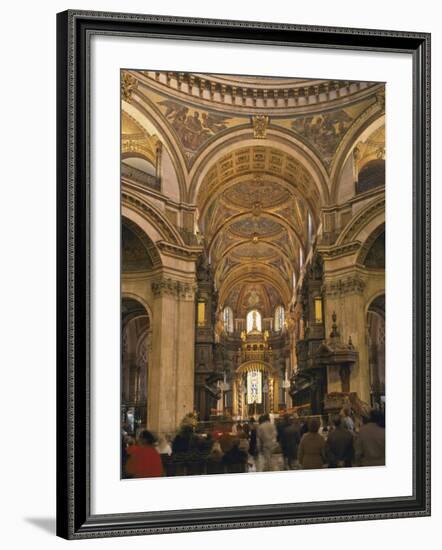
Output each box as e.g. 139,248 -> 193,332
151,275 -> 196,300
122,191 -> 183,246
121,72 -> 138,102
319,241 -> 361,259
156,240 -> 202,260
136,70 -> 381,116
338,197 -> 385,244
252,115 -> 269,138
323,274 -> 366,297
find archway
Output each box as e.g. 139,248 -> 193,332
121,297 -> 150,434
234,361 -> 278,419
367,294 -> 385,409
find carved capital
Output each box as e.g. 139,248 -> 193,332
151,277 -> 180,298
151,276 -> 196,300
323,275 -> 366,297
177,281 -> 197,301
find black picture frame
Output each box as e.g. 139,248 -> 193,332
56,9 -> 431,539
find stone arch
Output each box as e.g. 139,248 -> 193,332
122,191 -> 184,247
236,360 -> 277,375
121,216 -> 163,269
336,196 -> 385,246
218,264 -> 292,308
331,110 -> 385,203
123,97 -> 187,202
208,210 -> 304,254
357,223 -> 385,267
121,295 -> 152,432
121,291 -> 153,322
189,129 -> 331,214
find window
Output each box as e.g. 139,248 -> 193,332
223,306 -> 233,334
274,305 -> 285,332
197,301 -> 206,327
314,297 -> 323,323
308,212 -> 313,248
246,309 -> 262,333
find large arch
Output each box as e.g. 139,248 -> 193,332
123,94 -> 187,202
122,191 -> 184,247
335,195 -> 385,246
218,263 -> 292,308
208,210 -> 304,254
189,129 -> 331,211
330,109 -> 385,204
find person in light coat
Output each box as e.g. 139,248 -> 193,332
257,414 -> 277,471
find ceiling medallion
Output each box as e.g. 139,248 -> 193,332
252,115 -> 269,138
252,201 -> 262,217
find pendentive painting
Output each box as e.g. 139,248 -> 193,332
121,70 -> 386,479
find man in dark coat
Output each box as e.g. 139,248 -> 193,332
325,416 -> 354,467
279,415 -> 301,470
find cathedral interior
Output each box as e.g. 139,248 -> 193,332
120,70 -> 386,438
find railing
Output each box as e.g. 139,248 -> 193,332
121,162 -> 161,192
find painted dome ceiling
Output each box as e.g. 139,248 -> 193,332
222,178 -> 291,209
229,217 -> 283,239
200,156 -> 310,314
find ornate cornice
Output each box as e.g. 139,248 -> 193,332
156,240 -> 202,261
319,241 -> 361,259
134,70 -> 381,116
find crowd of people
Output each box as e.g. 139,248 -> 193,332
122,408 -> 385,479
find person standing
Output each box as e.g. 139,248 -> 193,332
341,406 -> 355,432
325,416 -> 354,467
125,430 -> 163,478
354,410 -> 385,466
298,418 -> 326,469
279,414 -> 301,470
257,414 -> 277,472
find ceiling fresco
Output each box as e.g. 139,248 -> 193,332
125,71 -> 384,169
121,70 -> 385,318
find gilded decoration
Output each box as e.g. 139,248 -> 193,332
121,72 -> 138,102
151,276 -> 196,300
252,115 -> 269,138
121,71 -> 386,437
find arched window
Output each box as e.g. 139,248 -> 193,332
246,309 -> 262,333
223,306 -> 233,334
274,305 -> 285,332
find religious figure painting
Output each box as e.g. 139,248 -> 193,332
120,70 -> 386,479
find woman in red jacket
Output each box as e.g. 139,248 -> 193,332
125,430 -> 163,478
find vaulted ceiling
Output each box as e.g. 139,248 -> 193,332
121,70 -> 385,318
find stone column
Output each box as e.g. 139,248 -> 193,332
323,273 -> 370,403
147,275 -> 196,435
175,281 -> 197,426
148,277 -> 179,435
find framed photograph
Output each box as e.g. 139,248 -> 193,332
56,10 -> 430,539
